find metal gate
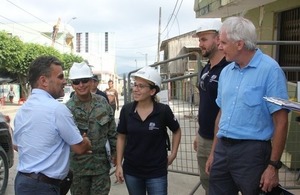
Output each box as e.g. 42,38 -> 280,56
121,47 -> 300,193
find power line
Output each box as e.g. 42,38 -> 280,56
116,43 -> 157,50
0,1 -> 62,45
6,0 -> 51,27
0,14 -> 63,46
161,0 -> 179,34
168,0 -> 183,35
161,0 -> 184,40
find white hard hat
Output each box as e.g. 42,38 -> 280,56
132,66 -> 161,88
192,19 -> 222,37
69,62 -> 93,80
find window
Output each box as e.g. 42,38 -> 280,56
76,33 -> 81,53
85,33 -> 89,53
278,7 -> 300,82
105,32 -> 108,52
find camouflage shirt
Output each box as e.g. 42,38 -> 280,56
66,93 -> 117,175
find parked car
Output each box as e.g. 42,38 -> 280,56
0,112 -> 14,194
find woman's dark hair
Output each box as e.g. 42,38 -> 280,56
150,85 -> 160,102
28,56 -> 62,88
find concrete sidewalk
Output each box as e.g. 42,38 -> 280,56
0,102 -> 21,113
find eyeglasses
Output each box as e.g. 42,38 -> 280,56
71,78 -> 90,85
200,71 -> 209,91
133,83 -> 151,90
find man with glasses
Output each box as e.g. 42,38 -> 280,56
192,19 -> 230,195
66,62 -> 117,195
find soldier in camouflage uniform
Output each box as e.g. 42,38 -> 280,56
66,62 -> 117,195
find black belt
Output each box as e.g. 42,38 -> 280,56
19,172 -> 61,186
220,137 -> 270,145
221,137 -> 245,144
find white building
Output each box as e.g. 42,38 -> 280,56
0,22 -> 118,88
75,32 -> 117,89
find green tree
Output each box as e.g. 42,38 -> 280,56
0,31 -> 25,72
62,52 -> 84,71
0,30 -> 85,98
14,43 -> 63,97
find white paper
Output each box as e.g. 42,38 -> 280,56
263,97 -> 300,111
105,140 -> 114,168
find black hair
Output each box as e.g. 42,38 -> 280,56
28,55 -> 62,88
108,79 -> 113,84
150,85 -> 160,102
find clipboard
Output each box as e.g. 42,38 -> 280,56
263,97 -> 300,112
263,185 -> 294,195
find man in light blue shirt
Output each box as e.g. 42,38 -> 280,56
206,17 -> 289,195
13,56 -> 92,195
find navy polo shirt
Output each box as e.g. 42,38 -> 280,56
198,57 -> 230,139
117,101 -> 180,179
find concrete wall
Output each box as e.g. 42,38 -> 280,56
244,0 -> 300,57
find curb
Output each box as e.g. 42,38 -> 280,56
1,105 -> 21,113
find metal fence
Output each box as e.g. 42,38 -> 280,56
122,47 -> 300,193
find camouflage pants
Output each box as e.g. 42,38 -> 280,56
70,172 -> 111,195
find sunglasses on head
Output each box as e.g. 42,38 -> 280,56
71,78 -> 90,85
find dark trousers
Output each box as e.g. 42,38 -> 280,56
209,138 -> 271,195
15,172 -> 60,195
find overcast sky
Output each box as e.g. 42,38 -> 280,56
0,0 -> 201,75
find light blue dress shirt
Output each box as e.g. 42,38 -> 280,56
13,89 -> 83,180
216,49 -> 288,140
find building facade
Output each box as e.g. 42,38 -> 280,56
194,0 -> 300,169
75,31 -> 117,90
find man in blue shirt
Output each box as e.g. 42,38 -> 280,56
206,17 -> 289,195
13,55 -> 92,195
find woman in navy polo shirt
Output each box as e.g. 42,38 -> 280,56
115,66 -> 181,195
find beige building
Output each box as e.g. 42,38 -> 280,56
159,31 -> 201,103
194,0 -> 300,169
194,0 -> 300,82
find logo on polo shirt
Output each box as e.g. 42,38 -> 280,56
149,122 -> 159,130
209,75 -> 218,83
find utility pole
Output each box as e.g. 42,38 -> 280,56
145,53 -> 148,66
51,17 -> 61,47
157,7 -> 161,62
137,52 -> 148,66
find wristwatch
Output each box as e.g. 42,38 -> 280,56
268,160 -> 283,169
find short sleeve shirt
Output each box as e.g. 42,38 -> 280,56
198,57 -> 230,139
216,49 -> 288,140
117,101 -> 180,178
